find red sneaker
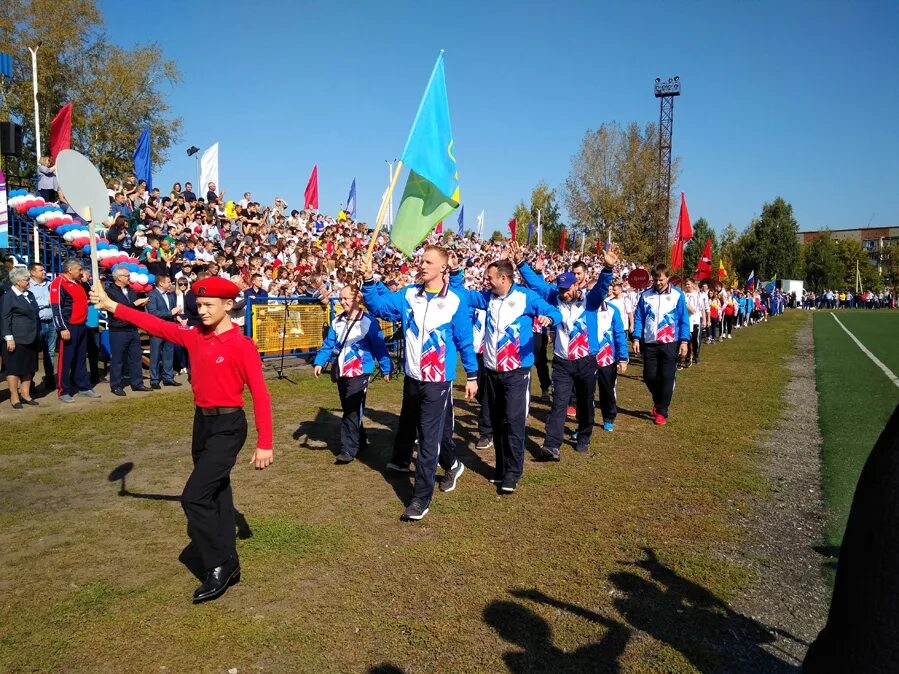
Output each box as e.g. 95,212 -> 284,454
651,406 -> 657,416
566,406 -> 577,419
654,413 -> 667,425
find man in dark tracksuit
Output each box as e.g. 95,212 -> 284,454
105,266 -> 152,395
517,244 -> 618,459
632,263 -> 691,425
452,260 -> 561,493
360,246 -> 479,522
313,285 -> 392,464
50,258 -> 100,402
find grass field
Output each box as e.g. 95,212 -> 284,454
813,310 -> 899,560
0,312 -> 806,673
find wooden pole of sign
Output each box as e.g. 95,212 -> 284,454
83,207 -> 100,291
365,160 -> 404,262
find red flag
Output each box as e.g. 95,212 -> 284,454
695,237 -> 713,280
435,220 -> 443,235
507,218 -> 517,240
596,239 -> 602,255
560,228 -> 567,252
304,165 -> 319,210
49,102 -> 73,161
670,192 -> 692,271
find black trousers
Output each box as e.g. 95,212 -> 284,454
56,323 -> 90,396
392,376 -> 419,465
401,379 -> 456,506
475,353 -> 493,439
182,409 -> 248,570
87,326 -> 102,384
723,313 -> 735,336
545,355 -> 597,450
642,342 -> 678,418
533,331 -> 552,391
687,325 -> 701,363
595,363 -> 618,423
337,374 -> 368,457
484,367 -> 531,485
109,330 -> 144,390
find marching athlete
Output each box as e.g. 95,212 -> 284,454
91,276 -> 273,603
313,285 -> 393,464
594,289 -> 629,432
632,263 -> 691,425
359,246 -> 478,522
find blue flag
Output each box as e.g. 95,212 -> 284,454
457,205 -> 464,235
346,178 -> 357,219
133,127 -> 152,191
526,221 -> 534,246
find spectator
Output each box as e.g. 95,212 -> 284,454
1,267 -> 41,408
147,274 -> 182,389
37,156 -> 58,203
27,262 -> 56,389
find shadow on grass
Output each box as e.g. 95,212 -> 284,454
487,548 -> 801,673
107,461 -> 253,580
813,544 -> 840,572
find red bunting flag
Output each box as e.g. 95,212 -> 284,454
304,165 -> 319,210
695,237 -> 713,280
49,102 -> 73,161
507,218 -> 517,240
435,220 -> 443,235
560,228 -> 567,252
670,192 -> 692,271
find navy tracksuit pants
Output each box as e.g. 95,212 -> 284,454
109,330 -> 145,390
545,355 -> 597,450
475,353 -> 493,440
337,374 -> 369,457
484,367 -> 531,487
56,323 -> 90,396
642,341 -> 678,417
595,362 -> 618,423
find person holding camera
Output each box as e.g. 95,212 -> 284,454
312,285 -> 393,464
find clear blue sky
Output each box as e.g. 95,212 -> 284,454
99,0 -> 899,235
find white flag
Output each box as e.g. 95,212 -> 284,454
476,209 -> 485,237
199,143 -> 219,193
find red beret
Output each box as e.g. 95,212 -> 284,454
193,277 -> 240,299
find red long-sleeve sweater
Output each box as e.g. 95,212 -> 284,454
113,304 -> 273,449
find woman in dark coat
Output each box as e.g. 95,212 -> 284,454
1,267 -> 41,408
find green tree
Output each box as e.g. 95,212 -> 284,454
881,241 -> 899,288
682,217 -> 717,276
0,0 -> 181,180
801,231 -> 843,292
563,121 -> 678,263
510,200 -> 532,243
834,239 -> 882,292
733,197 -> 801,280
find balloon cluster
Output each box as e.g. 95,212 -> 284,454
7,190 -> 156,293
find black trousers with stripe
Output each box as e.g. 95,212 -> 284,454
337,374 -> 368,457
545,355 -> 597,450
402,379 -> 456,506
56,323 -> 90,396
484,367 -> 531,485
182,409 -> 247,570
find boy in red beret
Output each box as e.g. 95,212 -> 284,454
91,276 -> 273,604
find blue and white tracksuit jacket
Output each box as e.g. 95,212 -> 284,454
595,302 -> 629,367
313,311 -> 393,377
632,285 -> 691,345
361,280 -> 478,382
449,272 -> 561,372
518,263 -> 614,361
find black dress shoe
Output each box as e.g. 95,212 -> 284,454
163,380 -> 182,387
20,398 -> 39,406
111,388 -> 127,397
131,385 -> 152,392
151,382 -> 161,390
11,402 -> 23,409
192,557 -> 241,604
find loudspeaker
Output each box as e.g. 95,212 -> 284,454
0,121 -> 23,157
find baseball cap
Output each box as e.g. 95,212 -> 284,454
556,272 -> 576,290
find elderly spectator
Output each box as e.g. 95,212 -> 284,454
28,262 -> 56,389
105,266 -> 151,396
50,258 -> 101,402
1,267 -> 42,408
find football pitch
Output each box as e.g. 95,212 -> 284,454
813,310 -> 899,558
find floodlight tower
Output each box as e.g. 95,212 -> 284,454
654,76 -> 680,264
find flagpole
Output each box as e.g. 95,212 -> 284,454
536,209 -> 542,248
365,160 -> 403,261
29,43 -> 41,263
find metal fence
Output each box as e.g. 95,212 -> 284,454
8,210 -> 88,273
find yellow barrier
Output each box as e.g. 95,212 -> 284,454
332,303 -> 397,340
250,301 -> 329,354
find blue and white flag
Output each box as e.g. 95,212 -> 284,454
346,178 -> 357,219
526,221 -> 534,246
133,128 -> 152,191
476,209 -> 485,238
457,205 -> 464,236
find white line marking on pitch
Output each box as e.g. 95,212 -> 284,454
830,313 -> 899,389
